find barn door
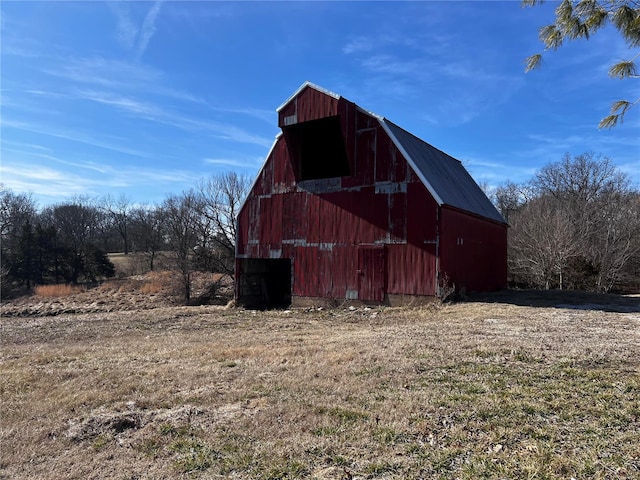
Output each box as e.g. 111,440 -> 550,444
358,246 -> 386,302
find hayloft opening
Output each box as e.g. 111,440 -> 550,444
284,115 -> 350,181
237,258 -> 291,309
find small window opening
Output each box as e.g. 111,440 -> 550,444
284,116 -> 350,181
237,258 -> 291,309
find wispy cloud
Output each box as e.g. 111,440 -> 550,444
203,158 -> 260,169
1,45 -> 43,59
342,36 -> 375,55
70,89 -> 273,147
1,155 -> 201,201
6,82 -> 272,150
2,118 -> 149,157
42,56 -> 160,90
342,33 -> 430,56
0,163 -> 100,198
109,1 -> 163,60
619,161 -> 640,188
38,55 -> 205,104
137,1 -> 163,59
214,107 -> 274,125
361,55 -> 420,76
341,30 -> 524,126
460,155 -> 539,186
1,140 -> 52,153
111,3 -> 138,50
505,130 -> 640,187
73,89 -> 163,116
526,131 -> 640,153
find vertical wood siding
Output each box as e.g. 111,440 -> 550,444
439,207 -> 508,292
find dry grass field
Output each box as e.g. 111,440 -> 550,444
1,282 -> 639,479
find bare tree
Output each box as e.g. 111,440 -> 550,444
41,197 -> 101,284
533,152 -> 637,291
590,191 -> 640,291
509,195 -> 579,289
102,194 -> 134,254
0,185 -> 37,252
533,153 -> 629,205
493,181 -> 534,223
129,205 -> 166,272
160,191 -> 204,302
508,152 -> 640,292
196,172 -> 251,277
1,187 -> 38,293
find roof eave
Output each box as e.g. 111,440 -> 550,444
236,132 -> 283,221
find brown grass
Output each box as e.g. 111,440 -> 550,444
1,293 -> 639,479
33,284 -> 86,297
139,281 -> 163,295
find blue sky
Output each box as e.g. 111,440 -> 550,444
1,1 -> 638,207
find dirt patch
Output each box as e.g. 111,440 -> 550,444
64,402 -> 255,443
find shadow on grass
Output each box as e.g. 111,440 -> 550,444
466,289 -> 640,313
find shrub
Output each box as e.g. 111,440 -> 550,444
34,284 -> 86,297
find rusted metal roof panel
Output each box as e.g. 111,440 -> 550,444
381,120 -> 506,225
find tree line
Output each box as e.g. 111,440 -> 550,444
1,172 -> 251,302
493,152 -> 640,293
3,154 -> 639,300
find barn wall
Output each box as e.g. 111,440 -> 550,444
236,106 -> 440,303
438,207 -> 508,293
237,86 -> 507,305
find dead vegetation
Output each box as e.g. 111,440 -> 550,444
0,271 -> 230,317
1,289 -> 639,479
33,284 -> 87,297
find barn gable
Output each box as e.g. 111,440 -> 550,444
277,83 -> 357,183
236,82 -> 507,308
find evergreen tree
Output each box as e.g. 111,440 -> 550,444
524,0 -> 640,127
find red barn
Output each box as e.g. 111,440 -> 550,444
235,82 -> 507,308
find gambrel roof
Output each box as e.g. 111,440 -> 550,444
279,81 -> 506,224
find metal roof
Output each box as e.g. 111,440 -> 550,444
380,119 -> 507,224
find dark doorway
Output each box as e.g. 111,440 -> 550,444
237,258 -> 292,309
283,115 -> 351,181
358,246 -> 386,302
